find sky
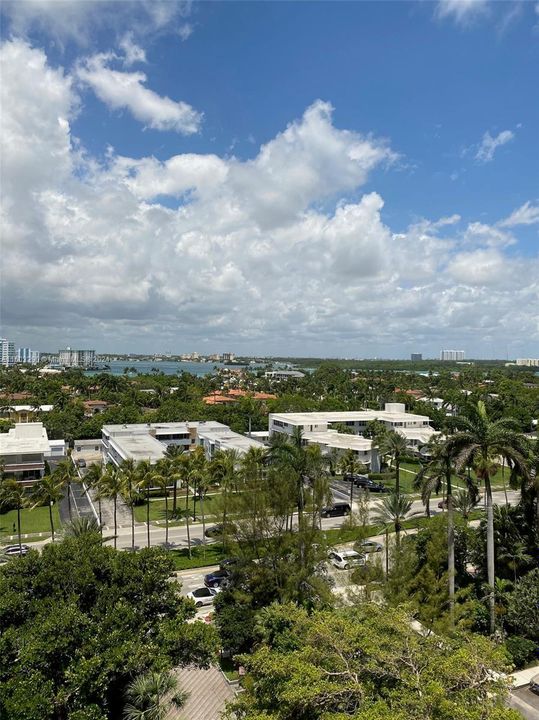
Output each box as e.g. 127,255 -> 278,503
1,0 -> 538,359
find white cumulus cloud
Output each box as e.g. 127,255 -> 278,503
77,52 -> 202,134
435,0 -> 489,25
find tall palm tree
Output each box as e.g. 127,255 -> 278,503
120,458 -> 140,551
137,460 -> 155,548
413,437 -> 471,623
269,427 -> 307,526
445,401 -> 530,634
0,479 -> 28,553
123,670 -> 187,720
211,448 -> 240,551
31,474 -> 64,541
372,491 -> 413,546
153,464 -> 171,548
54,457 -> 77,520
338,448 -> 368,506
163,444 -> 185,515
376,430 -> 408,496
97,465 -> 125,549
85,462 -> 104,532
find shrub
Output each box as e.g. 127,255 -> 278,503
505,635 -> 537,669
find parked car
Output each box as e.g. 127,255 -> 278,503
204,522 -> 237,538
3,544 -> 30,556
358,540 -> 383,554
438,499 -> 448,510
75,458 -> 87,468
366,482 -> 390,493
328,549 -> 365,570
320,502 -> 352,518
352,475 -> 371,487
204,568 -> 230,589
529,674 -> 539,695
186,587 -> 220,607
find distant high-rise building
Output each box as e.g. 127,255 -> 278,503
1,338 -> 15,367
17,348 -> 40,365
58,348 -> 96,368
516,358 -> 539,367
410,353 -> 422,362
440,350 -> 465,361
221,352 -> 235,362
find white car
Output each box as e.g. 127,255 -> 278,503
358,540 -> 383,554
3,544 -> 30,556
328,549 -> 365,570
186,587 -> 220,607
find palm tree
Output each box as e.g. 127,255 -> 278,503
63,516 -> 102,538
413,437 -> 473,623
119,458 -> 140,551
452,486 -> 480,519
372,491 -> 413,546
97,465 -> 125,549
0,479 -> 28,553
84,463 -> 104,532
376,430 -> 408,496
31,474 -> 64,541
163,444 -> 185,515
211,449 -> 240,551
338,448 -> 368,507
123,670 -> 188,720
445,401 -> 530,634
153,465 -> 171,547
54,457 -> 77,520
269,427 -> 307,526
137,460 -> 155,548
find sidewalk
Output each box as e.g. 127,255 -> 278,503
511,665 -> 539,688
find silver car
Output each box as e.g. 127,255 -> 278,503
3,544 -> 30,556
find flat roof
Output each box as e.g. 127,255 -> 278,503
303,431 -> 373,451
109,434 -> 166,463
102,420 -> 228,435
0,422 -> 50,454
198,428 -> 265,453
269,410 -> 431,424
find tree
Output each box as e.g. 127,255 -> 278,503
0,536 -> 216,720
0,479 -> 28,553
119,459 -> 140,551
54,457 -> 77,520
210,448 -> 240,551
153,467 -> 171,548
85,462 -> 104,532
338,448 -> 368,506
97,465 -> 125,550
31,474 -> 64,541
372,491 -> 413,545
123,670 -> 187,720
163,444 -> 184,515
376,430 -> 408,495
227,603 -> 519,720
445,401 -> 530,634
137,460 -> 155,549
506,568 -> 539,641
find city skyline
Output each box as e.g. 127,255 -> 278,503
1,1 -> 538,357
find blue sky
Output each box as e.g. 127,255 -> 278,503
1,0 -> 538,358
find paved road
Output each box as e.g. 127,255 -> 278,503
509,687 -> 539,720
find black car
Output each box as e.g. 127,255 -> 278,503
365,482 -> 390,493
219,557 -> 240,571
204,568 -> 230,588
320,502 -> 351,518
352,475 -> 372,488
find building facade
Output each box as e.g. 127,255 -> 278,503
16,348 -> 40,365
1,338 -> 15,367
410,353 -> 422,361
58,348 -> 96,368
0,423 -> 65,483
516,358 -> 539,367
440,350 -> 465,361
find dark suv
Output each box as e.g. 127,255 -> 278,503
320,502 -> 352,518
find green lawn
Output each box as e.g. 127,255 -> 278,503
0,505 -> 61,540
133,492 -> 232,526
169,542 -> 226,570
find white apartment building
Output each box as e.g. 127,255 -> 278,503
101,420 -> 264,466
269,403 -> 437,450
59,348 -> 96,368
16,348 -> 40,365
1,338 -> 15,367
440,350 -> 465,361
265,370 -> 305,380
516,358 -> 539,367
0,423 -> 65,483
302,430 -> 380,470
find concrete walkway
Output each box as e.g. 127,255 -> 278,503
168,665 -> 236,720
511,665 -> 539,688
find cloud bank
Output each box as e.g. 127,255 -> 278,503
1,39 -> 538,356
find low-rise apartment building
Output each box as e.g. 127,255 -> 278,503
101,420 -> 265,466
269,403 -> 437,450
0,423 -> 65,483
